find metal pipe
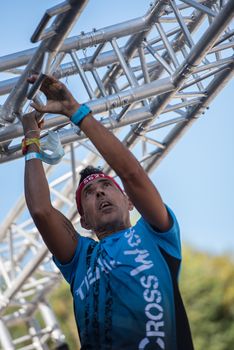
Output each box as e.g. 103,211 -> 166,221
107,0 -> 233,169
183,62 -> 233,89
2,52 -> 231,99
1,0 -> 90,122
0,246 -> 48,314
39,302 -> 66,343
0,15 -> 152,73
0,163 -> 54,241
91,69 -> 107,97
111,38 -> 138,87
70,50 -> 96,99
138,44 -> 151,84
144,41 -> 174,74
180,0 -> 216,17
145,62 -> 234,172
176,0 -> 234,73
0,77 -> 174,144
0,107 -> 153,163
89,42 -> 106,64
169,0 -> 194,48
0,320 -> 14,350
155,22 -> 180,68
100,0 -> 169,94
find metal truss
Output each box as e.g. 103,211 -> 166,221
0,0 -> 233,348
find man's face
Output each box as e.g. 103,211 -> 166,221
80,178 -> 132,237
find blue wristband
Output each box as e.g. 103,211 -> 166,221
71,104 -> 91,125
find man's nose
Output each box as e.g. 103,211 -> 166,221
96,189 -> 105,197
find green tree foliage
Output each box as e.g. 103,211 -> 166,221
180,246 -> 234,350
49,246 -> 234,349
49,280 -> 80,349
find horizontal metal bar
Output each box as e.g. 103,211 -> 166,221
104,0 -> 233,173
180,0 -> 216,17
0,247 -> 48,314
0,107 -> 153,163
0,77 -> 174,144
0,15 -> 151,72
140,135 -> 165,149
1,0 -> 90,123
208,41 -> 234,54
144,61 -> 234,172
31,1 -> 71,43
146,116 -> 188,132
144,41 -> 174,74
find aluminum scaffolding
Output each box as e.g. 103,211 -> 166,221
0,0 -> 233,348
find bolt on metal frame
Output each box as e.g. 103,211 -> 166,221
0,0 -> 233,348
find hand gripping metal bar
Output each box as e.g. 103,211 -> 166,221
27,73 -> 47,100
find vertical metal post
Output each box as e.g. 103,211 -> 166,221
169,0 -> 194,48
29,318 -> 47,350
91,69 -> 107,97
143,41 -> 174,75
39,302 -> 66,345
70,143 -> 77,192
0,320 -> 14,350
111,38 -> 138,87
155,22 -> 180,69
138,44 -> 151,84
70,50 -> 96,99
9,227 -> 16,280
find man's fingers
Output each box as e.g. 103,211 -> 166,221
27,75 -> 38,84
38,119 -> 44,129
30,101 -> 46,113
23,110 -> 38,119
22,110 -> 44,132
27,74 -> 59,95
42,75 -> 58,85
27,74 -> 56,84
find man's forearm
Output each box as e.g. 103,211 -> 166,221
22,111 -> 78,262
78,113 -> 170,232
24,144 -> 52,216
24,75 -> 169,230
79,114 -> 142,181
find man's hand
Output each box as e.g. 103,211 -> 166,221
27,75 -> 80,118
22,110 -> 42,137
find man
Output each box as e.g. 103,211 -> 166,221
22,75 -> 194,350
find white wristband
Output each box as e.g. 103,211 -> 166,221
25,152 -> 42,162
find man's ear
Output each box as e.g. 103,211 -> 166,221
80,215 -> 91,230
127,197 -> 134,211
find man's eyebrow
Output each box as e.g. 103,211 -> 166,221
98,178 -> 112,184
83,178 -> 112,193
83,183 -> 93,193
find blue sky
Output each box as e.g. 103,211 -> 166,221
0,0 -> 233,255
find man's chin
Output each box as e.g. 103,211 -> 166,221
99,206 -> 115,214
95,214 -> 123,235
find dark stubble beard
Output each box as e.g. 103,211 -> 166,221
95,216 -> 129,240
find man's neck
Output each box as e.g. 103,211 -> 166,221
96,222 -> 131,240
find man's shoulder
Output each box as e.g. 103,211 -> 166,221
78,235 -> 98,251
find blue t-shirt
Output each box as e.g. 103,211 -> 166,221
54,207 -> 193,350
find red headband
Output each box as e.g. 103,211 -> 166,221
76,173 -> 124,214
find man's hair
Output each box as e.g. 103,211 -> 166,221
79,166 -> 104,185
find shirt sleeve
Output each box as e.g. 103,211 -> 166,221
136,205 -> 181,259
53,236 -> 95,284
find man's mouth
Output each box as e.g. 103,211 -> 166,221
99,201 -> 113,210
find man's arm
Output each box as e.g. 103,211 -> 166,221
28,75 -> 171,232
22,113 -> 78,263
79,116 -> 171,232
